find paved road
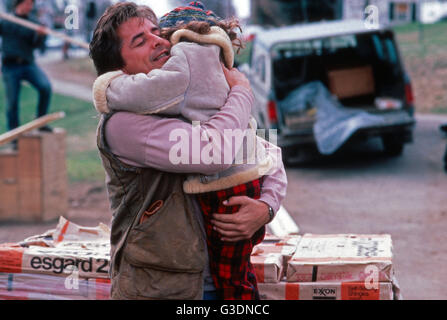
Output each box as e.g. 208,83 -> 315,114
282,114 -> 447,299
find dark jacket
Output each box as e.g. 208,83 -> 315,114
0,14 -> 46,64
97,114 -> 207,300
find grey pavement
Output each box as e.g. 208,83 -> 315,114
37,49 -> 93,102
50,77 -> 92,102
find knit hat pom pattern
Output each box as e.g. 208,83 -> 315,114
159,1 -> 221,29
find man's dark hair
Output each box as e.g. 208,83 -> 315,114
89,2 -> 157,76
13,0 -> 34,9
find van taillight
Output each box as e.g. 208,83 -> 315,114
405,83 -> 414,105
267,101 -> 278,123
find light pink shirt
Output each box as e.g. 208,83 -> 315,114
105,86 -> 287,213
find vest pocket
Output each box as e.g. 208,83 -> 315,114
116,267 -> 203,300
120,191 -> 206,299
124,191 -> 205,273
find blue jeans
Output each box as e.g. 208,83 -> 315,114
2,62 -> 52,131
203,290 -> 219,300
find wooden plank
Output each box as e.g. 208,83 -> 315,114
0,112 -> 65,147
17,134 -> 42,221
0,151 -> 19,220
0,13 -> 89,50
41,129 -> 68,221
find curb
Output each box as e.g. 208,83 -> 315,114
415,113 -> 447,122
50,78 -> 93,103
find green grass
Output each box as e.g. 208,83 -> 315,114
0,81 -> 104,183
431,106 -> 447,114
391,21 -> 447,113
394,20 -> 447,58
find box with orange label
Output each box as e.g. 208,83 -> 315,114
258,282 -> 393,300
287,234 -> 393,283
251,253 -> 283,283
0,273 -> 111,300
0,217 -> 111,279
253,235 -> 300,276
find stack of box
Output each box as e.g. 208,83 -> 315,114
0,217 -> 111,300
251,234 -> 301,284
252,234 -> 400,300
1,218 -> 401,300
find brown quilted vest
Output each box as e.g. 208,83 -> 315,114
96,113 -> 206,300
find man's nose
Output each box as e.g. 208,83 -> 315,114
150,34 -> 169,48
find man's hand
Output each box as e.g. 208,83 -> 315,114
211,196 -> 270,242
222,64 -> 252,92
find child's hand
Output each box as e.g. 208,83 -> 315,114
222,63 -> 252,93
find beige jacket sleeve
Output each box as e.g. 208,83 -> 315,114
93,44 -> 190,115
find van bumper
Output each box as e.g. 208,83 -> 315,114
277,111 -> 415,148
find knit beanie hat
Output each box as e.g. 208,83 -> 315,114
159,2 -> 235,68
159,1 -> 220,29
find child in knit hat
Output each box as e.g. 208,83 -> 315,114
92,1 -> 281,300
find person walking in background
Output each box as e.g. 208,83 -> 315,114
0,0 -> 52,140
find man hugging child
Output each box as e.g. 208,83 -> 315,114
93,1 -> 282,300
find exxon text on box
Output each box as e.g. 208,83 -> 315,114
287,234 -> 393,283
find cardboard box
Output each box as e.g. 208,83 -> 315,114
0,218 -> 111,279
328,66 -> 375,99
0,242 -> 110,280
88,278 -> 111,300
251,253 -> 283,283
253,235 -> 301,275
0,272 -> 89,299
0,273 -> 111,300
258,282 -> 393,300
287,234 -> 393,283
0,130 -> 68,222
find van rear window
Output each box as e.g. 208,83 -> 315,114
271,31 -> 403,101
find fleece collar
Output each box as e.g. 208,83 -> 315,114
170,26 -> 234,69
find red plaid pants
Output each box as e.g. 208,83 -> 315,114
196,178 -> 265,300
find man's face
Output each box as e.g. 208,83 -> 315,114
15,0 -> 34,16
118,17 -> 171,75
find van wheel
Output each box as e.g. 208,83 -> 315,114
382,136 -> 404,157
